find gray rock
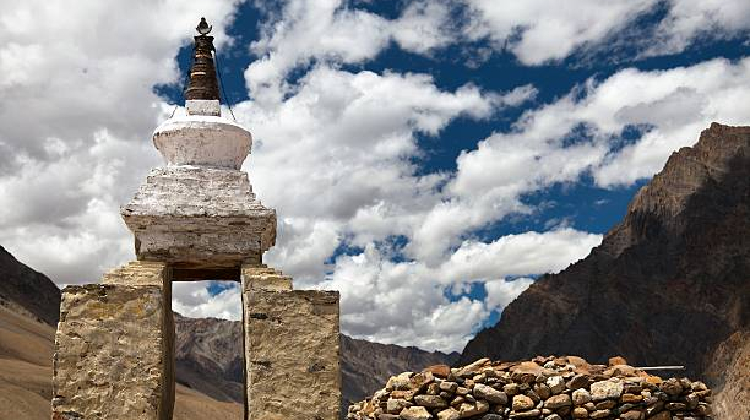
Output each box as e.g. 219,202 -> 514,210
591,379 -> 624,401
474,383 -> 508,404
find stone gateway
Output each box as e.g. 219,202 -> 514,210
51,19 -> 341,420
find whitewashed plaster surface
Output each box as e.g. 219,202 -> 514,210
153,115 -> 252,170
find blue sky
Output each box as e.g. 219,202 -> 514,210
1,0 -> 749,351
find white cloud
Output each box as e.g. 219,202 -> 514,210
248,0 -> 750,78
463,0 -> 657,64
450,57 -> 750,203
485,277 -> 535,311
646,0 -> 750,57
246,0 -> 454,103
0,1 -> 242,284
239,56 -> 750,350
173,281 -> 242,321
238,66 -> 536,282
463,0 -> 750,65
440,229 -> 602,282
317,228 -> 599,351
0,131 -> 158,283
5,0 -> 746,353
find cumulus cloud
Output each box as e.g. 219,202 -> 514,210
247,0 -> 454,103
237,66 -> 536,281
173,281 -> 242,321
645,0 -> 750,57
236,56 -> 750,350
248,0 -> 750,77
462,0 -> 657,64
0,0 -> 242,283
316,229 -> 600,351
451,57 -> 750,207
4,0 -> 746,352
463,0 -> 750,64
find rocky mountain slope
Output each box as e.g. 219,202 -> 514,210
0,246 -> 60,326
340,334 -> 459,409
174,315 -> 457,413
175,314 -> 245,403
461,123 -> 750,420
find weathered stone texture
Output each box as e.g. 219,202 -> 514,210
121,166 -> 276,268
185,99 -> 221,117
52,284 -> 172,420
348,356 -> 714,420
244,288 -> 341,420
101,261 -> 175,420
102,261 -> 172,286
241,265 -> 293,291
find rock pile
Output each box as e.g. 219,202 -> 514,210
347,356 -> 712,420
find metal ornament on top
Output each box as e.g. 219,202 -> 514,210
185,17 -> 220,101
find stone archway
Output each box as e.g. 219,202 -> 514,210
50,18 -> 341,420
52,262 -> 341,420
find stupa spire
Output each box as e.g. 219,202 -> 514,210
185,17 -> 220,101
50,16 -> 341,420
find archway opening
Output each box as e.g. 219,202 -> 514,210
172,279 -> 244,419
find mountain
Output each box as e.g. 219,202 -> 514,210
174,314 -> 245,403
461,123 -> 750,420
174,315 -> 457,415
0,246 -> 242,420
0,244 -> 455,419
0,246 -> 61,326
340,335 -> 459,410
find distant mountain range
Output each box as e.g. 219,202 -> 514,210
460,123 -> 750,420
0,122 -> 747,420
0,245 -> 455,420
174,315 -> 457,416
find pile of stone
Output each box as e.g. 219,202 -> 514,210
347,355 -> 712,420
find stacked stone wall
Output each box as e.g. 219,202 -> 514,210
52,284 -> 172,420
348,356 -> 712,420
242,266 -> 341,420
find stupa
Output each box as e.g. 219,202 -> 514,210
51,19 -> 341,420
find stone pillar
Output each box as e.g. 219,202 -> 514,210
52,262 -> 174,420
241,265 -> 293,292
241,265 -> 341,420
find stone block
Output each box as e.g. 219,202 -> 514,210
241,264 -> 293,291
101,260 -> 175,418
102,261 -> 171,286
52,284 -> 173,420
122,167 -> 276,268
244,288 -> 341,420
185,99 -> 221,117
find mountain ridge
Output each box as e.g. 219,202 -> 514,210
0,246 -> 61,326
461,122 -> 750,420
174,314 -> 457,413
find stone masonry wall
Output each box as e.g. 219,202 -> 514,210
102,261 -> 175,420
52,284 -> 172,420
243,269 -> 341,420
122,167 -> 276,268
348,356 -> 713,420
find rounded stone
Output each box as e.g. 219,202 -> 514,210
153,115 -> 252,169
572,388 -> 591,406
401,406 -> 432,420
512,394 -> 535,411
